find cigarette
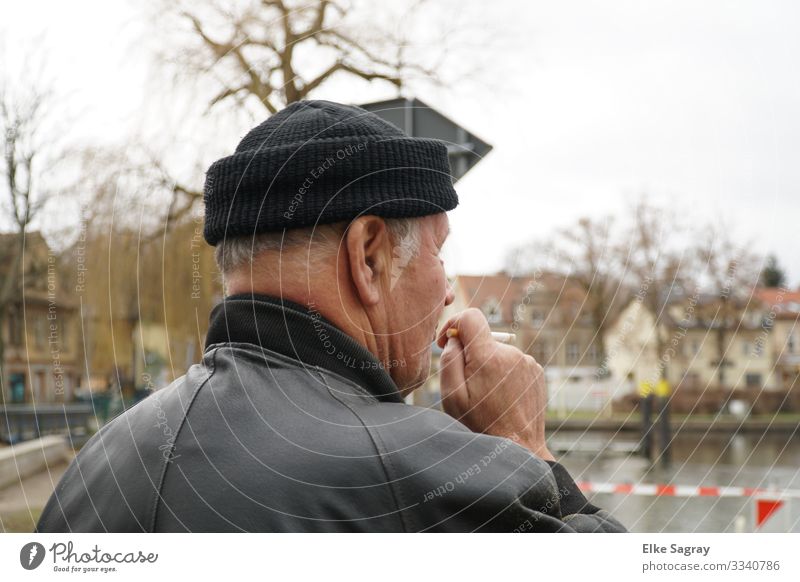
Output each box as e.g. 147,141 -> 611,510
445,328 -> 517,344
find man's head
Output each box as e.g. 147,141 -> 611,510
204,101 -> 458,393
215,213 -> 453,392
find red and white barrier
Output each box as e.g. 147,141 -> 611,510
576,481 -> 800,499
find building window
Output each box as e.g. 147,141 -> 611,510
566,342 -> 580,364
742,341 -> 750,356
789,334 -> 796,354
588,343 -> 599,363
531,310 -> 544,326
745,373 -> 762,388
9,372 -> 25,403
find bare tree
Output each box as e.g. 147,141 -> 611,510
0,75 -> 54,391
509,216 -> 627,369
175,0 -> 438,111
620,199 -> 691,381
558,216 -> 627,368
691,225 -> 762,387
69,147 -> 224,391
150,0 -> 461,227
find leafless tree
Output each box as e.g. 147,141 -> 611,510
620,199 -> 691,381
691,224 -> 762,387
561,216 -> 629,369
0,74 -> 54,389
509,216 -> 627,368
175,0 -> 440,112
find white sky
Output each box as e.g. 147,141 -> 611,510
4,0 -> 799,285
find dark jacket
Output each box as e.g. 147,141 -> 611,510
37,294 -> 626,532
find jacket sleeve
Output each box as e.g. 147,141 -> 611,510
375,405 -> 628,533
540,460 -> 627,532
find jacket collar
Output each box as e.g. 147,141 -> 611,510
204,293 -> 405,404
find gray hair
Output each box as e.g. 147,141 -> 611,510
214,217 -> 422,289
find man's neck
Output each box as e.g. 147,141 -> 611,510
226,280 -> 388,367
206,293 -> 404,403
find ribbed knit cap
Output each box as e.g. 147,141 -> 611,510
203,100 -> 458,246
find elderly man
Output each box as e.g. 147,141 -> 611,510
37,101 -> 626,532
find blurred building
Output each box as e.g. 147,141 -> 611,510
754,287 -> 800,390
606,288 -> 800,394
1,232 -> 83,404
415,274 -> 800,415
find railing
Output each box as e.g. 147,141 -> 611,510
0,404 -> 95,444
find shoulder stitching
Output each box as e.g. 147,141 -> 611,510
316,370 -> 411,532
148,346 -> 219,531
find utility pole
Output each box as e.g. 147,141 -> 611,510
639,380 -> 654,462
656,378 -> 672,468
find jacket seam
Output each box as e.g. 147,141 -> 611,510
148,346 -> 219,531
316,370 -> 411,533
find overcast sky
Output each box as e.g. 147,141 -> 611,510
4,0 -> 799,285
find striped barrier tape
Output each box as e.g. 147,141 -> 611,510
576,481 -> 800,499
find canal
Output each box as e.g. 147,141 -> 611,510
552,430 -> 800,532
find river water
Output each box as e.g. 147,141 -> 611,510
551,430 -> 800,532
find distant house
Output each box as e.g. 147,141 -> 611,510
1,232 -> 83,404
605,289 -> 798,393
414,271 -> 800,413
754,287 -> 800,390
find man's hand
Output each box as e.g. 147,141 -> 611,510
436,308 -> 555,462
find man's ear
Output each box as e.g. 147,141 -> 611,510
345,216 -> 391,307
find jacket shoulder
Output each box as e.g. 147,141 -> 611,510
36,356 -> 217,532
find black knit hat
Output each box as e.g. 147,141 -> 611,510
203,100 -> 458,246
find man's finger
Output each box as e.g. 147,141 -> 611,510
439,336 -> 469,414
436,308 -> 493,350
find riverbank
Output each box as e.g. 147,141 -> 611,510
547,412 -> 800,434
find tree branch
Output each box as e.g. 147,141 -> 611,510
300,60 -> 401,97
